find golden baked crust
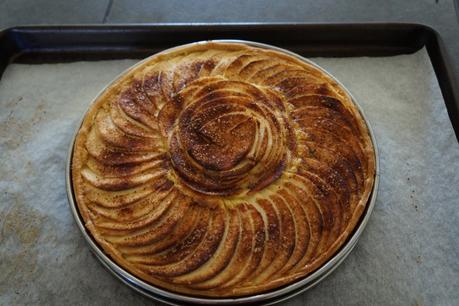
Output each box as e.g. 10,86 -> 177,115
72,42 -> 376,297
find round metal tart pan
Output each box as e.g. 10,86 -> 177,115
66,40 -> 380,305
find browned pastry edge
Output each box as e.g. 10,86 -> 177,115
72,42 -> 376,298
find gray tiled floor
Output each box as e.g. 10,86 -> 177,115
0,0 -> 110,27
0,0 -> 457,28
105,0 -> 452,23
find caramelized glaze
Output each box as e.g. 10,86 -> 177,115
72,42 -> 375,297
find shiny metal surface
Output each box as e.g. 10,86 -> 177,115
66,40 -> 380,305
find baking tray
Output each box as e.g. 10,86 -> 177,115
64,39 -> 380,305
0,23 -> 458,142
0,23 -> 456,304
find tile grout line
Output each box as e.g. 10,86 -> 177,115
102,0 -> 114,23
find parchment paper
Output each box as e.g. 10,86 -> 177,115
0,48 -> 458,306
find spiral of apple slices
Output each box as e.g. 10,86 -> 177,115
72,42 -> 375,297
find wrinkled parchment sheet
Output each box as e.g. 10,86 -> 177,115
0,48 -> 458,305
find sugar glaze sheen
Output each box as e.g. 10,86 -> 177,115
68,40 -> 378,303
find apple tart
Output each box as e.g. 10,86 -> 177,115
72,42 -> 376,297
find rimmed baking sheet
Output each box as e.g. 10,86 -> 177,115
1,47 -> 458,305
